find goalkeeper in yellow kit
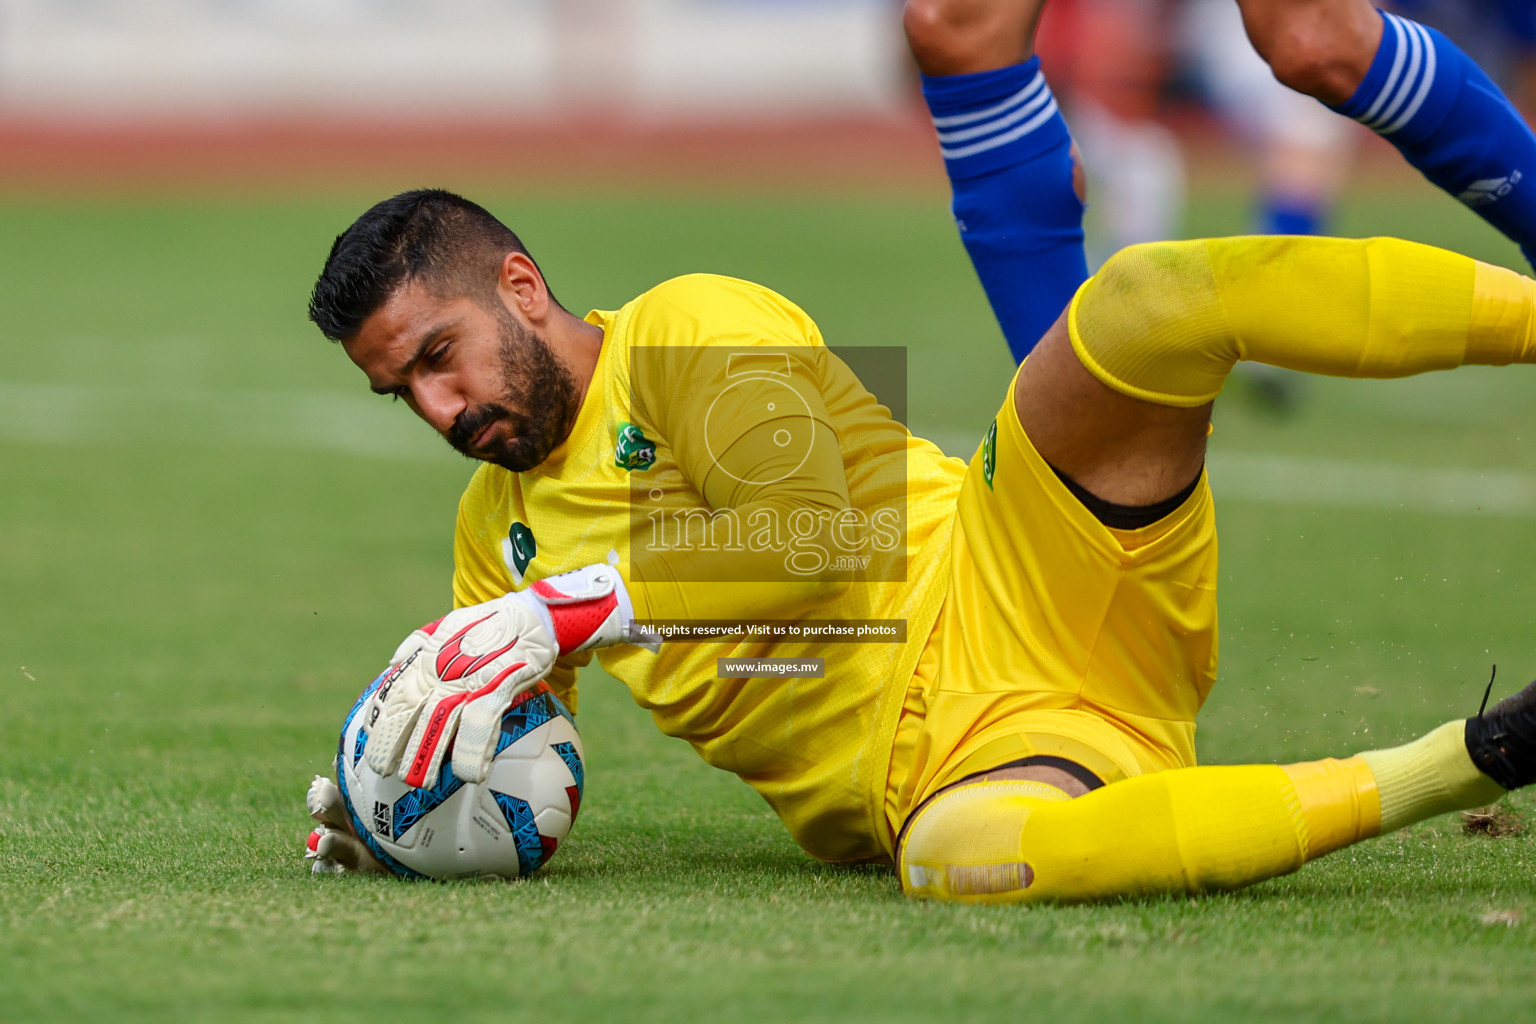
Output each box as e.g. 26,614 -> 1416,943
309,166 -> 1536,897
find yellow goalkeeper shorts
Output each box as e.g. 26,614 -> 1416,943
884,367 -> 1220,850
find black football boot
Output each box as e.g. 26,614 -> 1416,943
1465,676 -> 1536,790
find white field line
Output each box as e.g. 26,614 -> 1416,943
1205,452 -> 1536,517
3,385 -> 1533,517
924,428 -> 1536,518
0,380 -> 449,463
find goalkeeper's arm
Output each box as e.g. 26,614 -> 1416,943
626,344 -> 863,622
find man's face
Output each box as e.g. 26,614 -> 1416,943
343,279 -> 578,473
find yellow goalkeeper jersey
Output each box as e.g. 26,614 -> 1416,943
452,274 -> 966,862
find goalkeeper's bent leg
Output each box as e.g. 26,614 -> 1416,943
899,721 -> 1505,904
1067,235 -> 1536,410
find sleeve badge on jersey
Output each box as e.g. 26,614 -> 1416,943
615,421 -> 658,472
982,420 -> 998,490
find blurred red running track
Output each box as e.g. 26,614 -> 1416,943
0,114 -> 954,196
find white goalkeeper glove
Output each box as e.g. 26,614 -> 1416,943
361,563 -> 655,789
304,775 -> 387,875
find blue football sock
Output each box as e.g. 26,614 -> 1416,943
1331,10 -> 1536,266
921,59 -> 1088,363
1259,195 -> 1327,236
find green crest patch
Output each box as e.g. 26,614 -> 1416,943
507,521 -> 537,579
982,420 -> 998,490
615,421 -> 657,471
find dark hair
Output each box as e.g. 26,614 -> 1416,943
308,188 -> 554,341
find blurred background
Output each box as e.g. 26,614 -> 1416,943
1,0 -> 1532,241
0,0 -> 908,119
5,3 -> 1536,1015
0,0 -> 924,192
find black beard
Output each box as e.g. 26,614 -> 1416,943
445,307 -> 579,473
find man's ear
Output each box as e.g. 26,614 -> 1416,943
498,252 -> 550,323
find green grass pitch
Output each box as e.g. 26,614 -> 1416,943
2,181 -> 1536,1022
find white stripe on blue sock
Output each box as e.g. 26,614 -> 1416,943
1359,14 -> 1410,126
932,71 -> 1060,161
940,96 -> 1060,160
1357,14 -> 1438,136
1383,20 -> 1437,134
1373,17 -> 1426,129
930,74 -> 1047,129
936,77 -> 1052,146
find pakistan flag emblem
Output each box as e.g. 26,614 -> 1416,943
615,421 -> 657,471
504,521 -> 537,583
982,419 -> 998,490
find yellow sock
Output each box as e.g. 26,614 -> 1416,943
1357,720 -> 1507,832
1280,756 -> 1382,858
900,758 -> 1386,904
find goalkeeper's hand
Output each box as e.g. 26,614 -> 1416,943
362,563 -> 655,789
304,775 -> 388,875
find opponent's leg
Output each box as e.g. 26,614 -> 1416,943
1240,0 -> 1536,265
903,0 -> 1045,77
901,706 -> 1514,903
904,0 -> 1088,363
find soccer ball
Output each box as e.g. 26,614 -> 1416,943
335,668 -> 584,880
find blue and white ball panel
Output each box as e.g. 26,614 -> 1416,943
337,676 -> 584,880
